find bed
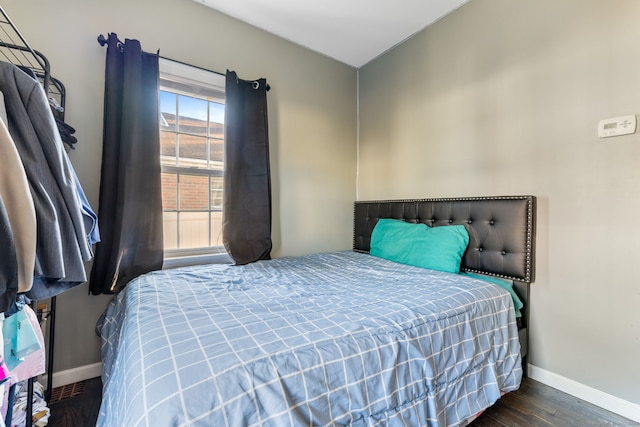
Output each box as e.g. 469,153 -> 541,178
97,195 -> 535,427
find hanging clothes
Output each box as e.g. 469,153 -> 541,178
0,61 -> 92,299
0,305 -> 46,426
0,314 -> 6,427
54,117 -> 77,151
2,306 -> 45,385
0,199 -> 18,315
1,307 -> 41,372
0,111 -> 36,297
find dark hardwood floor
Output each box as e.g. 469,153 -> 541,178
471,379 -> 639,427
46,377 -> 637,427
47,377 -> 101,427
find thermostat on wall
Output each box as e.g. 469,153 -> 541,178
598,114 -> 637,138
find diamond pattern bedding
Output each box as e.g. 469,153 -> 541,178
98,251 -> 522,426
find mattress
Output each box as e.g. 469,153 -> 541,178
97,250 -> 522,426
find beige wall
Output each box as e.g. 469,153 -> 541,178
1,0 -> 356,372
359,0 -> 640,405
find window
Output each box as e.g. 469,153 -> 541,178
159,59 -> 228,263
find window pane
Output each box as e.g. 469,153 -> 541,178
178,95 -> 208,136
163,212 -> 178,250
159,59 -> 227,258
178,134 -> 207,168
179,174 -> 209,211
160,91 -> 176,132
209,102 -> 224,138
179,212 -> 210,249
161,172 -> 177,210
209,138 -> 224,166
160,131 -> 177,166
210,211 -> 223,247
210,176 -> 223,210
208,122 -> 223,139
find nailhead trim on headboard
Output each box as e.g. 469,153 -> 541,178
353,195 -> 536,283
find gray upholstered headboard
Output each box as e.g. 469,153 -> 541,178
353,195 -> 536,283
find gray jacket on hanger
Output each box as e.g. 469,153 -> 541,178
0,61 -> 91,299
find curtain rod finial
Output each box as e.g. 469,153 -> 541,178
97,34 -> 107,46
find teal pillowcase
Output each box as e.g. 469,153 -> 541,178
462,272 -> 524,318
370,219 -> 469,274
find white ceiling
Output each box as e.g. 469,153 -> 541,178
193,0 -> 470,68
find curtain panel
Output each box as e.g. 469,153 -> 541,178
89,33 -> 163,295
222,71 -> 272,265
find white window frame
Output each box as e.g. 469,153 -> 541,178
159,58 -> 231,268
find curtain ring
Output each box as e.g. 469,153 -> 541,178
252,81 -> 259,90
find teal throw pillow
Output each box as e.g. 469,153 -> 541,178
370,219 -> 469,274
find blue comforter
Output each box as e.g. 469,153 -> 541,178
98,251 -> 522,426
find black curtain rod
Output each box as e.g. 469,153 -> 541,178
97,34 -> 270,91
98,34 -> 223,75
158,55 -> 225,78
160,55 -> 270,91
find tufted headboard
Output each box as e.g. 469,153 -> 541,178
353,195 -> 536,283
353,195 -> 536,373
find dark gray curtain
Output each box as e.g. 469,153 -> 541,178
89,33 -> 163,294
222,71 -> 272,265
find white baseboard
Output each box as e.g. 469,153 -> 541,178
528,364 -> 640,423
40,362 -> 102,389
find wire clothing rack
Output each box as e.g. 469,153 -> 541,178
0,8 -> 66,103
0,5 -> 64,427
